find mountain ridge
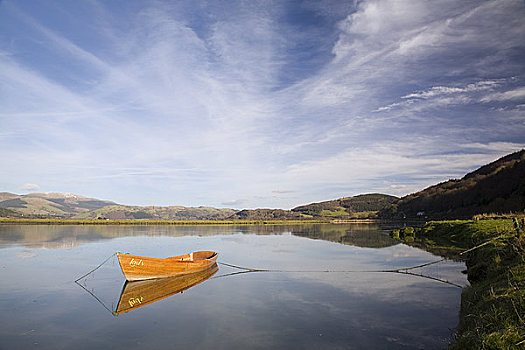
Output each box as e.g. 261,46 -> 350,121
2,150 -> 524,221
0,192 -> 116,219
379,149 -> 525,219
0,192 -> 396,221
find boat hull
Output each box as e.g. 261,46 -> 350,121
117,251 -> 218,281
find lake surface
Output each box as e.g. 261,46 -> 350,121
0,223 -> 467,349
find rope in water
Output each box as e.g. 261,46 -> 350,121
214,232 -> 515,287
76,242 -> 485,290
74,252 -> 119,282
76,229 -> 513,282
74,249 -> 466,317
215,258 -> 463,288
74,252 -> 450,283
75,279 -> 116,316
217,257 -> 446,274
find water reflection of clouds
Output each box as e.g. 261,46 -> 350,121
207,271 -> 459,349
281,241 -> 468,296
0,223 -> 467,349
288,270 -> 464,310
219,234 -> 249,244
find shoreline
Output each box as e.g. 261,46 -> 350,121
0,218 -> 343,225
0,217 -> 430,225
391,219 -> 524,349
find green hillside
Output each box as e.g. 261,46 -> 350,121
0,207 -> 21,218
292,193 -> 398,219
380,150 -> 525,219
227,209 -> 303,220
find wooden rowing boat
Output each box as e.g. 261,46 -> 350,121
117,251 -> 218,281
115,263 -> 218,315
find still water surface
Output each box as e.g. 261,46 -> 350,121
0,223 -> 467,349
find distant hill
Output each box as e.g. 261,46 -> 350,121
227,209 -> 303,221
4,149 -> 523,222
225,194 -> 398,220
380,150 -> 525,219
75,205 -> 236,221
13,149 -> 524,223
0,192 -> 238,220
0,192 -> 116,218
0,207 -> 21,218
292,193 -> 399,219
0,191 -> 398,221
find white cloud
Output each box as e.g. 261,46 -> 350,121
310,0 -> 525,110
459,142 -> 525,153
481,86 -> 525,102
402,80 -> 503,100
280,142 -> 525,201
374,79 -> 522,112
1,0 -> 524,209
20,183 -> 40,192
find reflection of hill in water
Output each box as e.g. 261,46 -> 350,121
292,224 -> 397,248
0,225 -> 114,249
0,225 -> 231,249
0,223 -> 397,249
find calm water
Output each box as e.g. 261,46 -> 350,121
0,223 -> 467,349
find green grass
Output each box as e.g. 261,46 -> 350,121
451,235 -> 524,349
392,219 -> 524,349
392,219 -> 514,251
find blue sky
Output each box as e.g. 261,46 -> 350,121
1,0 -> 524,209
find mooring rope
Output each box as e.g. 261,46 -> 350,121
459,231 -> 511,256
213,232 -> 516,287
74,279 -> 117,316
74,252 -> 119,282
75,228 -> 512,285
75,230 -> 520,317
74,251 -> 458,289
381,257 -> 447,273
218,256 -> 447,274
215,258 -> 462,288
216,261 -> 271,272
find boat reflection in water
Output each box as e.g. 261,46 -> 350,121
115,263 -> 218,315
77,263 -> 219,316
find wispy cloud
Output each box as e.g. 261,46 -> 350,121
402,80 -> 503,100
0,0 -> 524,208
281,142 -> 525,199
481,86 -> 525,102
374,79 -> 515,112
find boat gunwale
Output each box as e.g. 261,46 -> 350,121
117,251 -> 218,263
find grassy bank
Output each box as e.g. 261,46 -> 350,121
0,218 -> 331,225
393,219 -> 524,349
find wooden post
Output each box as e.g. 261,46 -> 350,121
513,218 -> 520,238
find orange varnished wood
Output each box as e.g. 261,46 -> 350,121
117,251 -> 218,281
115,263 -> 218,315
